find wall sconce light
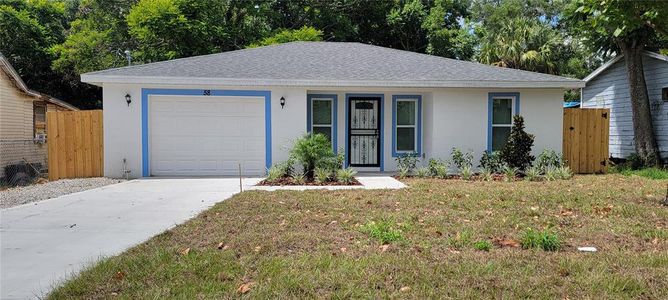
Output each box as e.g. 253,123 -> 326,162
280,96 -> 286,109
125,93 -> 132,106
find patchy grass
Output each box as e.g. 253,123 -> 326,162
49,175 -> 668,299
613,167 -> 668,180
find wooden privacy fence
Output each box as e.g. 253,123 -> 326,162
47,110 -> 103,180
563,108 -> 610,174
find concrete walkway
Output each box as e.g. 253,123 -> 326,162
0,176 -> 402,299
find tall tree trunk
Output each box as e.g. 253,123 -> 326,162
618,41 -> 662,166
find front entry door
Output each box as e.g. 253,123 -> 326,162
348,97 -> 381,167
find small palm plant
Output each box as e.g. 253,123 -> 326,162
314,167 -> 330,184
524,166 -> 542,181
337,168 -> 357,184
503,165 -> 518,182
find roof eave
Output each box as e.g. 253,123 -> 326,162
81,74 -> 585,89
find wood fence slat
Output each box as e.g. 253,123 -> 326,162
573,109 -> 582,173
47,112 -> 58,180
562,109 -> 571,170
47,110 -> 103,180
563,108 -> 610,174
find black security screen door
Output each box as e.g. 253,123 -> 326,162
348,97 -> 380,167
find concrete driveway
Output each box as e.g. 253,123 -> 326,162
0,178 -> 261,299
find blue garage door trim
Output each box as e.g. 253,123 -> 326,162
141,88 -> 272,177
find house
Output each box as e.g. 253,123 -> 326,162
81,42 -> 583,178
0,53 -> 79,180
581,51 -> 668,161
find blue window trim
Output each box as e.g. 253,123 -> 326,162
391,95 -> 422,157
141,88 -> 272,177
345,93 -> 384,171
306,94 -> 338,152
487,92 -> 520,152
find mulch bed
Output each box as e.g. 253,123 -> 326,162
393,174 -> 523,181
257,176 -> 362,186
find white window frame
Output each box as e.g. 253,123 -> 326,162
310,98 -> 334,143
395,98 -> 418,153
491,96 -> 516,151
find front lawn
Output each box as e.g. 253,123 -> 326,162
50,175 -> 668,299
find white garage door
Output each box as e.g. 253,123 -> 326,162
149,95 -> 265,176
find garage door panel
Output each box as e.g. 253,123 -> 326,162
149,95 -> 266,176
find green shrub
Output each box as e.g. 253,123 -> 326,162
520,228 -> 561,251
460,165 -> 473,180
398,168 -> 410,178
544,166 -> 558,181
479,151 -> 504,173
535,149 -> 564,172
396,153 -> 420,176
556,166 -> 573,180
266,165 -> 285,181
293,173 -> 306,185
503,165 -> 518,182
435,164 -> 448,178
524,166 -> 542,181
274,158 -> 295,177
451,148 -> 473,171
428,158 -> 448,177
360,220 -> 405,244
336,168 -> 357,184
290,134 -> 335,179
415,167 -> 430,178
500,115 -> 535,170
480,167 -> 493,181
473,240 -> 492,251
314,167 -> 330,183
316,151 -> 345,172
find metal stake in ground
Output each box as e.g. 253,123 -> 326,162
238,163 -> 243,193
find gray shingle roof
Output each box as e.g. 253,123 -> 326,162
82,42 -> 583,88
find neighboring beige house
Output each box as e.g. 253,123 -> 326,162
0,53 -> 78,180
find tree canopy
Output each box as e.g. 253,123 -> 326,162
1,0 -> 666,109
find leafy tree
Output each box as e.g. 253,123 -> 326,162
566,0 -> 667,166
500,115 -> 535,170
127,0 -> 270,62
248,26 -> 322,48
472,0 -> 594,77
422,0 -> 474,59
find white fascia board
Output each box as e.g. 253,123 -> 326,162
81,74 -> 585,89
583,56 -> 624,83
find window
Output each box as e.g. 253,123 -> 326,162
392,95 -> 421,156
489,93 -> 519,151
307,94 -> 337,150
33,102 -> 46,136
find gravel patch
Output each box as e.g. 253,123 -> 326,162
0,177 -> 125,209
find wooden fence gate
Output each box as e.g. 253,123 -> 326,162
47,110 -> 103,180
563,108 -> 609,174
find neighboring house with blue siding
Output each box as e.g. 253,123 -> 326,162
581,51 -> 668,161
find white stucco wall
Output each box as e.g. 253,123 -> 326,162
101,84 -> 564,178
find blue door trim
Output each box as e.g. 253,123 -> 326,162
141,88 -> 272,177
391,95 -> 422,157
487,92 -> 520,152
306,94 -> 338,152
345,93 -> 384,171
